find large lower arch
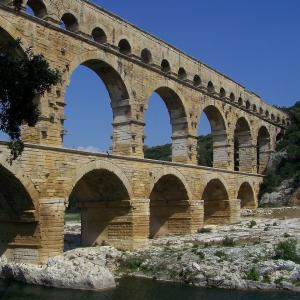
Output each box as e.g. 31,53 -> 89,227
64,58 -> 134,155
144,86 -> 191,163
0,165 -> 38,262
234,117 -> 253,172
149,172 -> 192,238
68,165 -> 132,248
237,182 -> 256,209
198,105 -> 228,169
257,126 -> 271,174
202,178 -> 231,225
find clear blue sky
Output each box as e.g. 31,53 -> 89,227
2,0 -> 300,151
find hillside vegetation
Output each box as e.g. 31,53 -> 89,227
144,135 -> 213,167
261,101 -> 300,194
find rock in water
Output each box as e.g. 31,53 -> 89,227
0,247 -> 117,291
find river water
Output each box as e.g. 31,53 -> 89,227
0,277 -> 298,300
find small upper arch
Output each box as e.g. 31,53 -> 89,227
118,39 -> 132,55
161,59 -> 171,73
238,97 -> 243,106
230,92 -> 235,102
26,0 -> 47,18
245,100 -> 251,110
207,81 -> 215,93
91,27 -> 107,43
60,12 -> 79,32
178,67 -> 187,80
219,87 -> 226,98
141,48 -> 152,64
193,75 -> 201,87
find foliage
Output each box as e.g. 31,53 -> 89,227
144,134 -> 213,166
198,227 -> 212,233
144,143 -> 171,161
0,39 -> 60,161
248,220 -> 257,228
274,239 -> 298,262
247,266 -> 260,281
261,101 -> 300,194
221,236 -> 236,247
215,250 -> 227,259
197,134 -> 213,166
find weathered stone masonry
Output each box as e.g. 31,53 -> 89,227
0,0 -> 289,264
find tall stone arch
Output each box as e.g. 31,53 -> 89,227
234,117 -> 254,173
198,105 -> 229,169
143,85 -> 194,163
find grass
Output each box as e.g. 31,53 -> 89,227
65,213 -> 81,222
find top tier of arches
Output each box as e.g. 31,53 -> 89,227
5,0 -> 288,127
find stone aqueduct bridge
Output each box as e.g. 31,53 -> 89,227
0,0 -> 289,264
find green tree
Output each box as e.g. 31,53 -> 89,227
0,39 -> 61,161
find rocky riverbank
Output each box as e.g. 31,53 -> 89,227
1,213 -> 300,292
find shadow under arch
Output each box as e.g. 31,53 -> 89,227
237,182 -> 256,209
202,178 -> 231,225
144,86 -> 190,162
64,58 -> 132,154
149,172 -> 190,238
0,165 -> 38,261
66,164 -> 132,249
257,126 -> 271,174
198,105 -> 228,169
234,117 -> 253,172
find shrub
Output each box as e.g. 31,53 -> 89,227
248,220 -> 257,228
263,274 -> 271,284
215,250 -> 227,259
198,227 -> 212,233
119,257 -> 143,272
274,239 -> 298,262
247,266 -> 260,281
222,236 -> 236,247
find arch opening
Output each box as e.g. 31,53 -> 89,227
238,182 -> 256,209
161,59 -> 171,73
60,13 -> 79,32
193,75 -> 201,87
257,126 -> 271,174
26,0 -> 47,18
197,106 -> 227,169
141,48 -> 152,64
0,166 -> 37,258
92,27 -> 107,43
118,39 -> 131,55
150,174 -> 189,238
65,169 -> 131,250
64,59 -> 130,153
234,118 -> 252,172
220,88 -> 226,98
230,93 -> 235,102
202,179 -> 230,225
207,81 -> 215,93
144,87 -> 188,162
238,97 -> 243,106
178,67 -> 187,80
